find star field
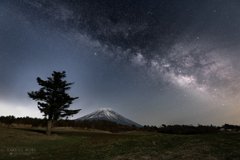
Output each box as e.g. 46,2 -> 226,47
1,0 -> 240,126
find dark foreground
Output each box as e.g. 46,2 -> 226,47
0,127 -> 240,160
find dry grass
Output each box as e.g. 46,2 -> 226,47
0,122 -> 32,128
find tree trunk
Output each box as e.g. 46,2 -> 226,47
52,120 -> 55,128
46,120 -> 52,135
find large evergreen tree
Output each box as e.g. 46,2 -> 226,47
28,71 -> 80,135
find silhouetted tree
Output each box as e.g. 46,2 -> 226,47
28,71 -> 81,135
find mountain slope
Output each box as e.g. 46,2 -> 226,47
75,108 -> 142,127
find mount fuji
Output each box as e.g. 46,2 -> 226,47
75,108 -> 142,128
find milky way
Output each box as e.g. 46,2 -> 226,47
1,0 -> 240,126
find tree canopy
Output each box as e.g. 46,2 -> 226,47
28,71 -> 80,135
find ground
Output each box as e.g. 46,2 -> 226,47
0,126 -> 240,160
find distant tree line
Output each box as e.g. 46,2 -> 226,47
158,124 -> 219,134
221,124 -> 240,131
157,124 -> 240,134
0,115 -> 141,132
1,115 -> 239,134
0,115 -> 48,127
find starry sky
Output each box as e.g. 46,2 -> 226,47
1,0 -> 240,126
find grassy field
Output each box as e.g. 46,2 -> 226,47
0,127 -> 240,160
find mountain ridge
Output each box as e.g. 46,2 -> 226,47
75,108 -> 142,127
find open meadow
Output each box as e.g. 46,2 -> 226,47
0,126 -> 240,160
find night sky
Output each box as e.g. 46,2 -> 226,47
1,0 -> 240,126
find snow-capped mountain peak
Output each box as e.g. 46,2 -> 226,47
75,108 -> 142,127
99,108 -> 114,117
